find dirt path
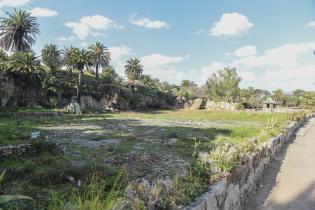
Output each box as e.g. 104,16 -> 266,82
245,118 -> 315,210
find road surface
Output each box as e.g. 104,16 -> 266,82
244,118 -> 315,210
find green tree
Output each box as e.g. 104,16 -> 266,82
0,10 -> 39,51
63,47 -> 92,99
124,58 -> 143,81
88,42 -> 111,79
181,80 -> 196,88
141,74 -> 159,88
100,65 -> 120,84
206,67 -> 241,102
0,49 -> 8,71
41,44 -> 62,73
272,89 -> 287,106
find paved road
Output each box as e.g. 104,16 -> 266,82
245,118 -> 315,210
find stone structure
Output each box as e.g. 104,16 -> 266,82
175,96 -> 193,109
184,113 -> 315,210
0,73 -> 42,107
205,101 -> 237,111
190,99 -> 207,110
0,144 -> 35,160
80,93 -> 118,111
263,97 -> 277,112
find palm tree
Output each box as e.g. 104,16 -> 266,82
8,51 -> 42,78
88,42 -> 111,79
63,46 -> 77,73
124,58 -> 143,81
41,44 -> 62,73
63,47 -> 92,99
0,10 -> 39,52
7,51 -> 43,103
0,49 -> 8,71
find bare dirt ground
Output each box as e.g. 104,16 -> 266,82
244,118 -> 315,210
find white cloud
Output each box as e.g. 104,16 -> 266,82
252,65 -> 315,91
231,42 -> 315,68
232,45 -> 257,57
141,54 -> 187,69
139,53 -> 189,83
30,7 -> 58,17
57,36 -> 76,42
0,0 -> 29,7
108,45 -> 133,75
130,14 -> 169,29
306,21 -> 315,28
226,42 -> 315,90
66,15 -> 123,40
109,45 -> 133,63
191,61 -> 226,85
211,13 -> 253,37
239,71 -> 256,82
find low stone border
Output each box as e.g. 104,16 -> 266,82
184,113 -> 315,210
13,111 -> 64,117
0,144 -> 35,160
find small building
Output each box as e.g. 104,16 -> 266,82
263,97 -> 277,112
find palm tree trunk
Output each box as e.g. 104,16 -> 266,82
96,64 -> 99,79
76,69 -> 82,103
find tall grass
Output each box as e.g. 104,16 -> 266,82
49,169 -> 126,210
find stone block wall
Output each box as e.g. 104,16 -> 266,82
184,113 -> 315,210
205,101 -> 237,111
0,144 -> 35,160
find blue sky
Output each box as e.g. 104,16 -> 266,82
1,0 -> 315,91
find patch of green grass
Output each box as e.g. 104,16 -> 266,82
0,109 -> 307,209
110,109 -> 293,123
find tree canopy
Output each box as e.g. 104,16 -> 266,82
0,10 -> 39,51
206,67 -> 241,102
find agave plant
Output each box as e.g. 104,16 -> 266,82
64,102 -> 82,115
0,171 -> 33,208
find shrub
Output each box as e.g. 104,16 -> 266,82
122,161 -> 208,209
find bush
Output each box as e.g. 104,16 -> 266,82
122,161 -> 208,209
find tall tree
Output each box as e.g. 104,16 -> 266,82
63,46 -> 78,73
0,49 -> 8,71
88,42 -> 111,79
63,47 -> 91,99
41,44 -> 62,73
124,58 -> 143,81
0,10 -> 39,52
272,89 -> 287,106
206,67 -> 242,102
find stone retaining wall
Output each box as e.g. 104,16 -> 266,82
0,144 -> 35,160
184,113 -> 315,210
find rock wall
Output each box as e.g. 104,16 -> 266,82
205,101 -> 237,111
0,144 -> 34,160
80,93 -> 118,111
190,99 -> 207,110
184,113 -> 315,210
0,73 -> 41,107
